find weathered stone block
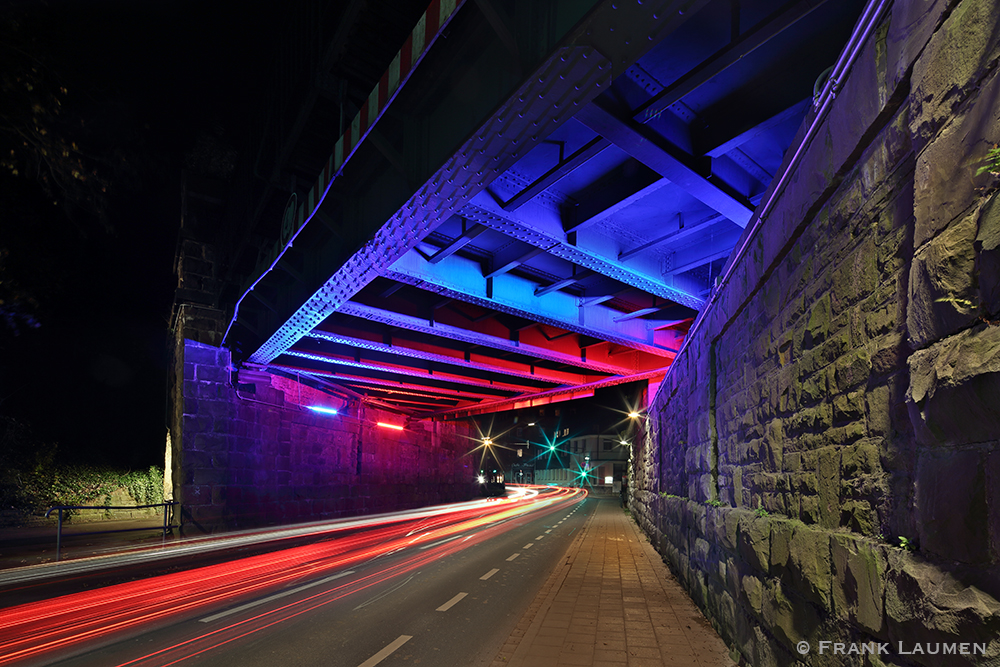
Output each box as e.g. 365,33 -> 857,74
908,208 -> 980,349
195,364 -> 227,384
909,0 -> 1000,153
885,549 -> 1000,660
915,448 -> 990,564
834,390 -> 866,424
842,440 -> 881,478
739,514 -> 771,573
741,574 -> 764,615
831,534 -> 887,636
769,519 -> 792,574
840,500 -> 876,535
870,332 -> 908,377
834,347 -> 872,393
787,524 -> 832,609
914,71 -> 1000,249
906,323 -> 1000,446
988,448 -> 1000,564
805,293 -> 832,349
761,579 -> 822,653
817,446 -> 841,530
977,190 -> 1000,317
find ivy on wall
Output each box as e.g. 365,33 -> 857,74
1,417 -> 164,521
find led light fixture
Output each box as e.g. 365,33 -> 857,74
377,422 -> 404,431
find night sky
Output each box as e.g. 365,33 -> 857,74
1,1 -> 281,467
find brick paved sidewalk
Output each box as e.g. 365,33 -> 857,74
490,497 -> 737,667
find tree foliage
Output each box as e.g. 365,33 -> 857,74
0,11 -> 149,340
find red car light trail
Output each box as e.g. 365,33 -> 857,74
0,485 -> 583,666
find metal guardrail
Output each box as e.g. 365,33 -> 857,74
44,501 -> 180,562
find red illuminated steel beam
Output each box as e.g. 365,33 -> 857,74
306,327 -> 592,386
428,368 -> 672,419
336,302 -> 644,375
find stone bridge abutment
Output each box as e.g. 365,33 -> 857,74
630,1 -> 1000,664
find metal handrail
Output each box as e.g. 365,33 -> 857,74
44,501 -> 180,562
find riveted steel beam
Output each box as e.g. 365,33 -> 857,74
429,222 -> 490,264
574,103 -> 754,227
337,301 -> 635,375
618,213 -> 725,261
427,368 -> 670,420
485,244 -> 551,279
668,247 -> 734,276
385,249 -> 676,358
634,0 -> 832,125
273,362 -> 504,406
249,44 -> 614,365
703,97 -> 811,158
563,170 -> 667,234
303,328 -> 583,386
281,350 -> 522,396
461,194 -> 704,309
502,137 -> 611,212
248,0 -> 714,366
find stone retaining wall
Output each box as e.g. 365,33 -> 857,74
171,340 -> 475,532
630,1 -> 1000,664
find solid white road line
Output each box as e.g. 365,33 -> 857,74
436,592 -> 468,612
357,635 -> 413,667
200,570 -> 356,623
480,568 -> 499,580
419,534 -> 464,550
506,553 -> 520,561
353,574 -> 415,611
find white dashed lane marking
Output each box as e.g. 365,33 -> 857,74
200,570 -> 355,623
357,635 -> 413,667
436,592 -> 467,612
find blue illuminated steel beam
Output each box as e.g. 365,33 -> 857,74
385,250 -> 676,358
564,171 -> 668,234
502,137 -> 611,212
485,244 -> 552,279
618,213 -> 725,261
634,0 -> 833,126
668,248 -> 734,276
574,103 -> 754,227
461,194 -> 704,310
429,222 -> 490,264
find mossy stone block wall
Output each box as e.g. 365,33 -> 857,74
630,1 -> 1000,664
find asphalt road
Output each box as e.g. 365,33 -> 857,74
22,489 -> 591,667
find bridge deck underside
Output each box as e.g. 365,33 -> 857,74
230,0 -> 865,418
